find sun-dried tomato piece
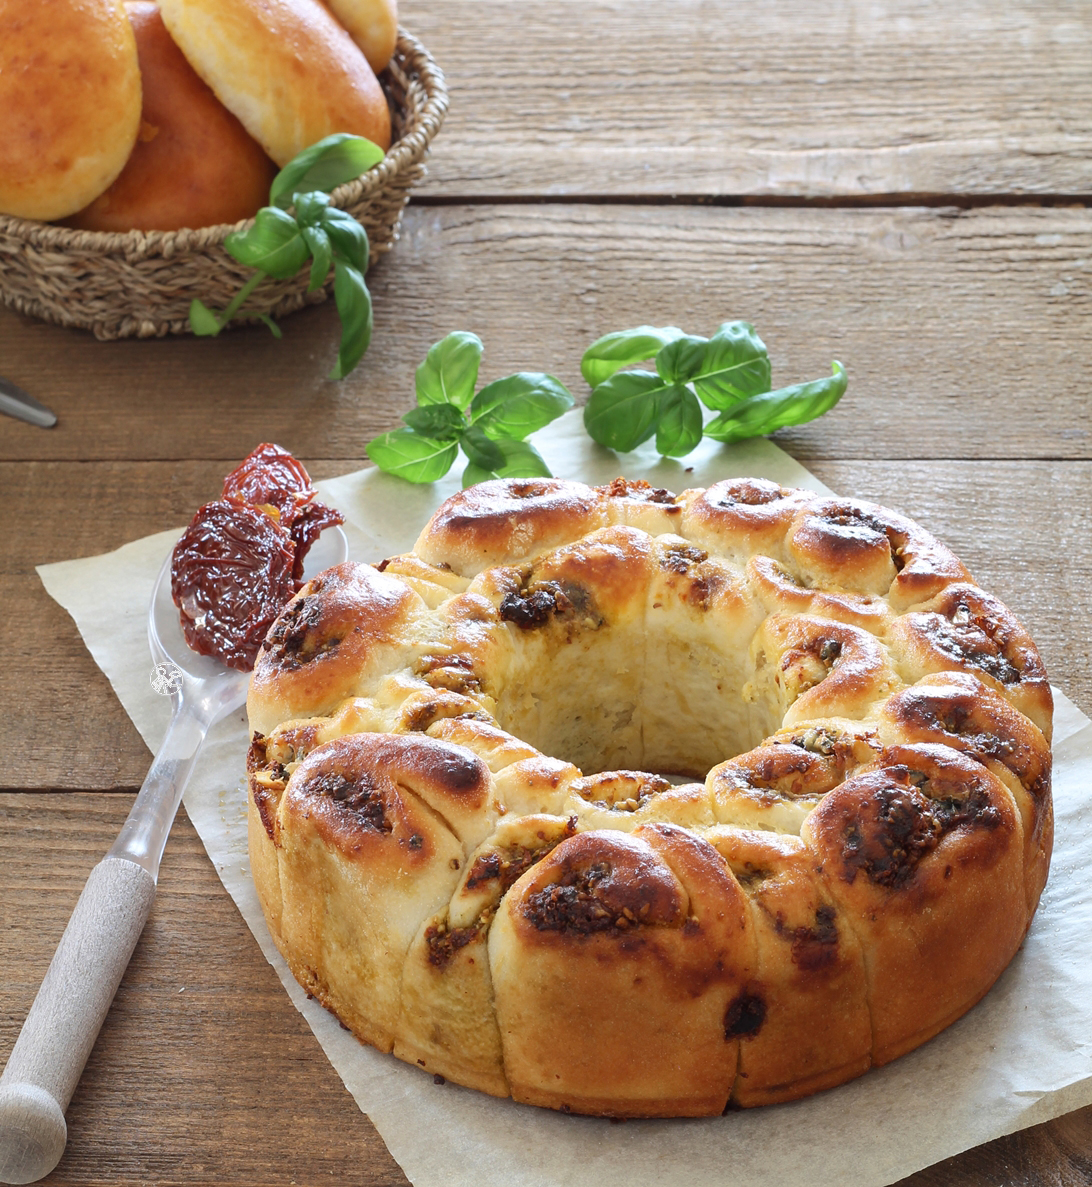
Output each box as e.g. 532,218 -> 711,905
170,499 -> 297,671
221,442 -> 316,521
287,499 -> 346,580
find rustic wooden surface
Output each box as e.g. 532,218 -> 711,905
2,0 -> 1091,1183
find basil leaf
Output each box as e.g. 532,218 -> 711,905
655,386 -> 704,456
225,207 -> 309,279
460,425 -> 507,471
189,299 -> 222,337
403,402 -> 465,439
685,322 -> 771,410
329,261 -> 373,380
704,362 -> 847,444
321,207 -> 370,274
416,332 -> 483,410
293,191 -> 331,227
255,313 -> 282,338
461,438 -> 553,488
270,134 -> 385,209
655,334 -> 711,384
582,370 -> 668,452
366,428 -> 459,483
301,225 -> 333,292
580,325 -> 686,387
470,372 -> 574,440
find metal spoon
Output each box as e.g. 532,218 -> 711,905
0,378 -> 57,429
0,524 -> 348,1185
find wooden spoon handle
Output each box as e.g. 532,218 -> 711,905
0,857 -> 156,1185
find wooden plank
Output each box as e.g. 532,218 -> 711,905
406,0 -> 1092,197
2,458 -> 1089,790
2,204 -> 1091,464
0,793 -> 1088,1187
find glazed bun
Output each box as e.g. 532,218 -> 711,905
157,0 -> 392,166
0,0 -> 142,221
322,0 -> 398,74
68,3 -> 276,233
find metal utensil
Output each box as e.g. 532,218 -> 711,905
0,525 -> 348,1185
0,378 -> 57,429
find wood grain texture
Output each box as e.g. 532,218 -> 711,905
406,0 -> 1092,198
2,204 -> 1091,464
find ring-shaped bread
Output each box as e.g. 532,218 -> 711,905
246,476 -> 1053,1116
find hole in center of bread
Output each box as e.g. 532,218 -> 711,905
490,593 -> 781,779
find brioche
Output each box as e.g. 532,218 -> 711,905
322,0 -> 397,75
157,0 -> 391,166
0,0 -> 142,221
246,476 -> 1053,1116
68,3 -> 276,232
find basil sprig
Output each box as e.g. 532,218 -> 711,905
189,134 -> 385,379
581,321 -> 846,456
366,332 -> 575,486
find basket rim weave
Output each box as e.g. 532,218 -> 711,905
0,25 -> 448,261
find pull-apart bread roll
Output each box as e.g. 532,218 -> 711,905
68,2 -> 276,232
246,476 -> 1053,1117
157,0 -> 391,166
0,0 -> 141,220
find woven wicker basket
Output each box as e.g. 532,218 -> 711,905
0,28 -> 447,340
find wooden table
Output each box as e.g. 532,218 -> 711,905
3,1 -> 1091,1182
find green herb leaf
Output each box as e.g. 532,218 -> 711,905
269,134 -> 385,210
704,361 -> 847,443
189,299 -> 223,337
225,207 -> 309,279
415,332 -> 484,410
470,372 -> 574,440
329,261 -> 373,380
255,313 -> 282,338
402,402 -> 466,439
460,424 -> 507,471
654,335 -> 709,384
684,322 -> 771,410
301,225 -> 333,292
461,438 -> 553,488
582,370 -> 668,452
655,386 -> 704,456
293,191 -> 331,227
321,207 -> 370,274
366,428 -> 459,483
580,325 -> 686,387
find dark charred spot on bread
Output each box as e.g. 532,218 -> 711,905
660,542 -> 709,574
408,742 -> 491,802
500,578 -> 602,631
915,601 -> 1023,685
724,991 -> 767,1038
840,764 -> 1003,889
708,478 -> 790,509
778,905 -> 840,971
522,847 -> 680,935
425,918 -> 484,968
415,652 -> 482,694
374,557 -> 391,572
600,477 -> 679,506
304,769 -> 392,833
807,503 -> 907,574
465,821 -> 579,895
264,592 -> 343,670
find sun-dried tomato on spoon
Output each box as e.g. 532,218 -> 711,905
170,444 -> 344,670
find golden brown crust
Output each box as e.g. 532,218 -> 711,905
0,0 -> 142,221
157,0 -> 390,166
246,476 -> 1053,1117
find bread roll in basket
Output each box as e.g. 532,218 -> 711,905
245,476 -> 1053,1117
0,25 -> 446,339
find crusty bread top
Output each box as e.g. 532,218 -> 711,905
0,0 -> 142,221
157,0 -> 391,167
68,2 -> 276,232
321,0 -> 397,74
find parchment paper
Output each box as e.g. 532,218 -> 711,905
37,413 -> 1092,1187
